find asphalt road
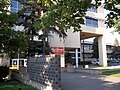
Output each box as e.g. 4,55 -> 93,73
61,72 -> 120,90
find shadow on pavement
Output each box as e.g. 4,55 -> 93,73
61,72 -> 120,90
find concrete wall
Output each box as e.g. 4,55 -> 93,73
49,32 -> 64,47
81,25 -> 104,35
49,29 -> 80,48
64,28 -> 80,48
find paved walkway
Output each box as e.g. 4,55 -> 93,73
61,72 -> 120,90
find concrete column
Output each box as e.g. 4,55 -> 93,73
75,48 -> 79,68
80,40 -> 83,65
98,35 -> 107,66
60,54 -> 65,67
17,59 -> 19,67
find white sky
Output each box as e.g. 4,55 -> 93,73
106,28 -> 120,45
104,9 -> 120,45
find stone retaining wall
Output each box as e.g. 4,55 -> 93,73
12,56 -> 61,90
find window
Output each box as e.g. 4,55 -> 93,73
84,44 -> 92,50
86,17 -> 98,27
10,0 -> 22,13
13,60 -> 17,65
87,6 -> 97,13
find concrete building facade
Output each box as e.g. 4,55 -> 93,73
49,6 -> 107,67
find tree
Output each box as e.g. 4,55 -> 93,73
17,0 -> 102,56
0,0 -> 29,58
104,0 -> 120,30
111,19 -> 120,33
111,38 -> 120,59
17,0 -> 52,56
92,37 -> 99,60
0,66 -> 9,82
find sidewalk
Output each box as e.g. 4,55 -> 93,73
61,72 -> 120,90
90,65 -> 120,69
78,65 -> 120,70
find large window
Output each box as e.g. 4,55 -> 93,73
86,17 -> 98,27
10,0 -> 22,13
87,6 -> 97,13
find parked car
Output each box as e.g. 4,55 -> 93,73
91,60 -> 99,65
108,60 -> 120,66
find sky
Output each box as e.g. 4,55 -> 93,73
106,28 -> 120,45
104,9 -> 120,45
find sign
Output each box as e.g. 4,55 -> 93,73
51,47 -> 64,55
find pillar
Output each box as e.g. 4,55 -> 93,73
80,40 -> 83,66
60,54 -> 65,67
98,35 -> 107,66
17,59 -> 19,67
75,48 -> 79,68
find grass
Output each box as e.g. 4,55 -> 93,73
0,80 -> 36,90
102,69 -> 120,77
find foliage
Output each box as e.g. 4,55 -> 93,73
1,0 -> 117,57
111,38 -> 120,59
18,0 -> 52,56
92,37 -> 99,60
104,0 -> 120,31
0,0 -> 29,57
112,19 -> 120,33
0,81 -> 36,90
17,0 -> 102,56
0,66 -> 9,82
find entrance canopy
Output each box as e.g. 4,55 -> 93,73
80,32 -> 102,40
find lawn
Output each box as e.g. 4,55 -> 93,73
102,69 -> 120,77
0,81 -> 36,90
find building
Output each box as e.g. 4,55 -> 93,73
81,41 -> 116,63
10,0 -> 107,67
49,5 -> 107,67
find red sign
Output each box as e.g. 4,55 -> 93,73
51,47 -> 64,55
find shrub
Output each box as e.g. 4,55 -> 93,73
0,66 -> 9,82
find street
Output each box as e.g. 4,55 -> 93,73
61,72 -> 120,90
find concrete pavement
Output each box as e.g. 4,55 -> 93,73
61,72 -> 120,90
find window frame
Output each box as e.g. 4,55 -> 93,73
85,17 -> 98,28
